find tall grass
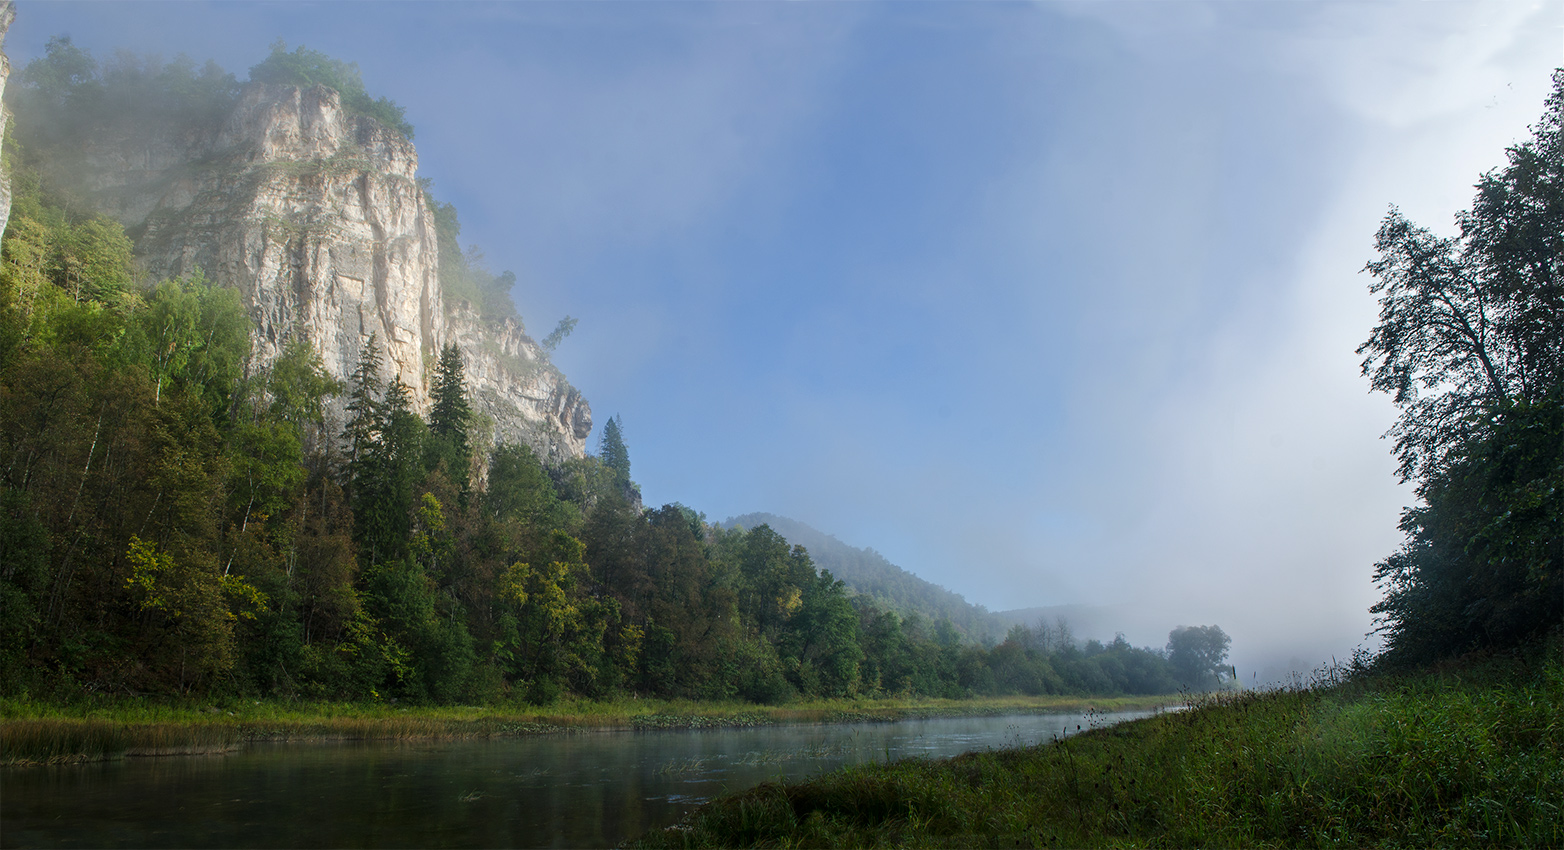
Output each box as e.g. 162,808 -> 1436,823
1,693 -> 1169,766
637,641 -> 1563,848
2,720 -> 242,764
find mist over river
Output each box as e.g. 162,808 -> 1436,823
2,709 -> 1160,848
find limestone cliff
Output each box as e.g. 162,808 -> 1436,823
0,0 -> 16,240
444,306 -> 592,462
77,82 -> 591,462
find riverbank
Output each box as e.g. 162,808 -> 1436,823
0,693 -> 1169,766
637,640 -> 1563,848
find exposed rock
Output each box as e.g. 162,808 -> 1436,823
77,82 -> 591,460
0,0 -> 16,240
445,305 -> 593,464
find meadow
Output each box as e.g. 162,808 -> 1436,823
636,638 -> 1563,848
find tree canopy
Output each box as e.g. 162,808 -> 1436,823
1362,70 -> 1564,662
1166,625 -> 1232,691
248,41 -> 414,138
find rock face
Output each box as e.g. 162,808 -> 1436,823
81,82 -> 591,462
445,307 -> 593,462
0,0 -> 16,240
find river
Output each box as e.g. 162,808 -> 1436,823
2,708 -> 1160,848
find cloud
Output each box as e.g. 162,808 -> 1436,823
1040,0 -> 1562,675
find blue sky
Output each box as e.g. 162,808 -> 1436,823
9,1 -> 1558,678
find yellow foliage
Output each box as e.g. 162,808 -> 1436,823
500,561 -> 532,606
125,535 -> 173,613
220,573 -> 269,621
777,586 -> 803,618
618,623 -> 645,670
411,492 -> 446,560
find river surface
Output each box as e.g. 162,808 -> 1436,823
2,708 -> 1160,849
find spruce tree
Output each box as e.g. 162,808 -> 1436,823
599,415 -> 630,490
342,334 -> 383,488
354,375 -> 425,567
428,343 -> 472,483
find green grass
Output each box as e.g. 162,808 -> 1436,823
636,642 -> 1563,848
0,693 -> 1168,766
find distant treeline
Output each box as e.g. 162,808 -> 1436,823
0,42 -> 1235,704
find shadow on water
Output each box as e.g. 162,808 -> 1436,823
1,709 -> 1160,849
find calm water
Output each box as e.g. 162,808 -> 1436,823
2,709 -> 1159,849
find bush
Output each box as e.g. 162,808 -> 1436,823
248,42 -> 414,139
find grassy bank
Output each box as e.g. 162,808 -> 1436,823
638,642 -> 1563,848
0,693 -> 1167,766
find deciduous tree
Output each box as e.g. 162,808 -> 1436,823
1362,71 -> 1564,660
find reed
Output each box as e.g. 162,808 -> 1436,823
1,719 -> 241,764
1,693 -> 1166,766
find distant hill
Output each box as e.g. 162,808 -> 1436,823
723,513 -> 1009,643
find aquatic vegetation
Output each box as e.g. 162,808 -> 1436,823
0,693 -> 1168,766
656,757 -> 711,776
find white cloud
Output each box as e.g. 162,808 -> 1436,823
1084,0 -> 1562,674
1280,0 -> 1553,129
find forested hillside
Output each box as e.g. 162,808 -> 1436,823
724,513 -> 1010,642
0,42 -> 1222,705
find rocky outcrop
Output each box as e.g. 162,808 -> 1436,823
445,307 -> 593,464
132,83 -> 443,408
0,0 -> 16,240
77,82 -> 591,459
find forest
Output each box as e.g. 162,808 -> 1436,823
0,39 -> 1225,706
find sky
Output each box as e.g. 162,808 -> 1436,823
8,0 -> 1560,680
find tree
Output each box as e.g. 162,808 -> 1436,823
542,316 -> 577,352
342,335 -> 383,488
355,376 -> 424,567
595,414 -> 640,506
1360,73 -> 1564,484
427,343 -> 472,486
1362,71 -> 1564,660
248,41 -> 412,138
119,273 -> 249,420
264,338 -> 340,452
783,570 -> 863,697
486,444 -> 570,542
598,415 -> 630,488
1165,625 -> 1230,691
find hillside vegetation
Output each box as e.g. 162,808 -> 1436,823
0,43 -> 1223,714
725,513 -> 1010,642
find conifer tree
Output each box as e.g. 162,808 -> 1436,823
342,334 -> 382,478
428,343 -> 472,483
599,415 -> 630,490
357,376 -> 424,566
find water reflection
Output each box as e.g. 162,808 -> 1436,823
2,709 -> 1160,849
